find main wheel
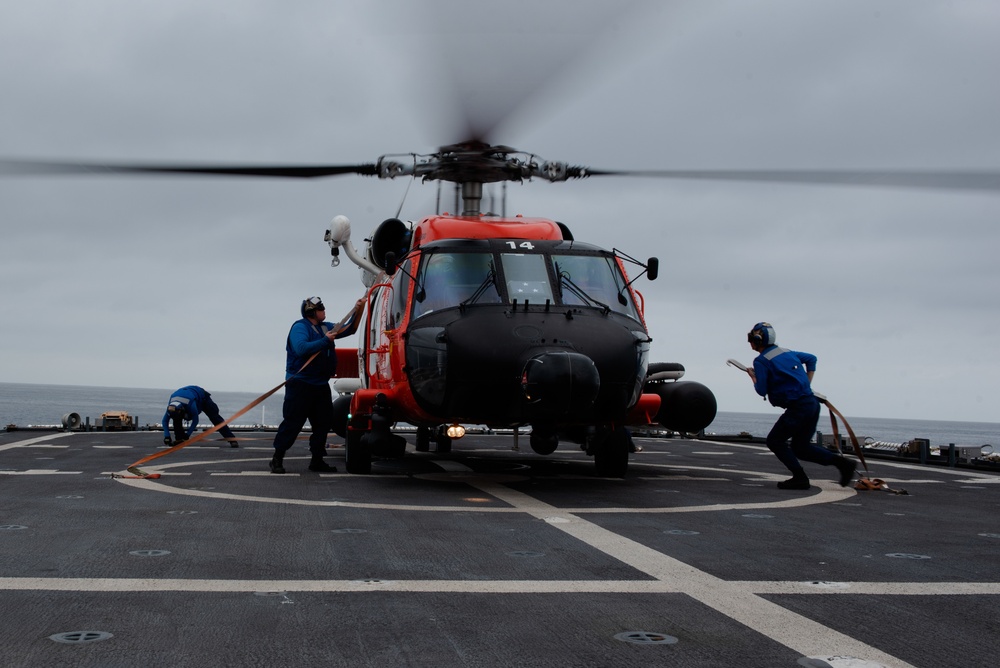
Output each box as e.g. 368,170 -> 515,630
415,426 -> 431,452
331,395 -> 351,438
435,431 -> 452,454
593,426 -> 629,478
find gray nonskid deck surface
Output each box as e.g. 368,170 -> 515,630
1,430 -> 998,667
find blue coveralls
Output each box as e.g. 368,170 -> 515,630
271,317 -> 355,459
162,385 -> 236,441
752,346 -> 836,474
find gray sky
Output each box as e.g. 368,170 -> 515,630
1,0 -> 998,423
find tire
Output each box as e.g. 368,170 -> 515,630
529,431 -> 559,456
593,426 -> 629,478
415,426 -> 431,452
331,395 -> 351,439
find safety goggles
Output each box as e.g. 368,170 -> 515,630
305,296 -> 325,311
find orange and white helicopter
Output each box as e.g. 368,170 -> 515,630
317,140 -> 717,475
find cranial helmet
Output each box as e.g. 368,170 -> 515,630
301,296 -> 325,317
748,322 -> 776,347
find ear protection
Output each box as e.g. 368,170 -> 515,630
748,322 -> 776,347
301,296 -> 325,317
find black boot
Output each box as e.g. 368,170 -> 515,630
308,457 -> 337,473
269,453 -> 285,474
835,457 -> 857,487
777,469 -> 810,490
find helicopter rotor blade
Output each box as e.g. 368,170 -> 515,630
576,168 -> 1000,193
0,159 -> 379,179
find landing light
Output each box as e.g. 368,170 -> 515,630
446,424 -> 466,439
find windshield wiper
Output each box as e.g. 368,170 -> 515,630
556,266 -> 610,314
460,263 -> 498,310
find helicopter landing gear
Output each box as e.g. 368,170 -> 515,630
345,394 -> 407,474
345,426 -> 372,475
415,426 -> 431,452
592,425 -> 629,478
434,428 -> 452,454
529,427 -> 559,455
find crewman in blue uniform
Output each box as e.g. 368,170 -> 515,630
269,295 -> 364,474
162,385 -> 238,447
745,322 -> 855,490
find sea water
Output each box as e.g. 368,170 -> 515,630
0,382 -> 287,430
1,382 -> 997,447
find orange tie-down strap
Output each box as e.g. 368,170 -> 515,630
115,377 -> 290,479
113,352 -> 320,479
818,397 -> 909,495
115,297 -> 368,479
820,397 -> 870,475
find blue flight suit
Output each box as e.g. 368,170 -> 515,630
272,315 -> 357,459
162,385 -> 236,442
752,345 -> 836,473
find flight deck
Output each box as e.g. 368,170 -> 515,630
1,430 -> 997,667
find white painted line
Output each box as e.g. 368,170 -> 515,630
0,577 -> 688,593
0,470 -> 81,476
472,480 -> 914,668
104,471 -> 192,477
0,574 -> 996,600
740,581 -> 1000,596
0,432 -> 76,451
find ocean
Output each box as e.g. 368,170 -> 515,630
1,382 -> 997,447
0,382 -> 287,432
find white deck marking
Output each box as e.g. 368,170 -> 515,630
111,457 -> 855,513
473,480 -> 915,668
0,432 -> 75,451
0,576 -> 993,598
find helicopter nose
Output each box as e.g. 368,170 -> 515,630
521,351 -> 600,417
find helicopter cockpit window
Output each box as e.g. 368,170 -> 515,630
554,253 -> 640,319
412,252 -> 501,318
500,253 -> 554,304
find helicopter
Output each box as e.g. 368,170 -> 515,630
317,140 -> 718,476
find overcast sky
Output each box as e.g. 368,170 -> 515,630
1,0 -> 998,424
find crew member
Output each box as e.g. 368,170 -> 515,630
744,322 -> 855,490
269,295 -> 364,474
162,385 -> 238,447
